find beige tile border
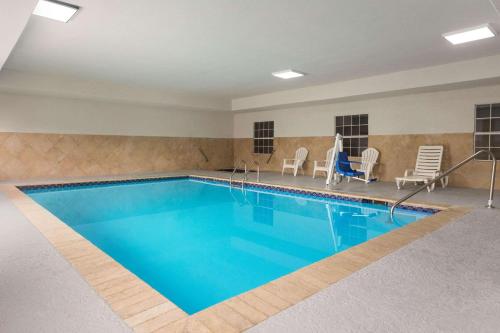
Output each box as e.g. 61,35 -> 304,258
1,176 -> 470,332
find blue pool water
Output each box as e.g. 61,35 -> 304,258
24,178 -> 431,314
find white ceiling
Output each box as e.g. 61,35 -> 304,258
4,0 -> 500,100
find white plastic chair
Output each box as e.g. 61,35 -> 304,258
282,147 -> 309,176
352,148 -> 379,183
340,148 -> 379,183
395,145 -> 448,192
313,147 -> 334,178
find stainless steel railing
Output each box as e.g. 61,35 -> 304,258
230,160 -> 246,189
229,159 -> 260,188
390,149 -> 496,217
198,147 -> 209,162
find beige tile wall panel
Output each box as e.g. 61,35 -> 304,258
0,132 -> 233,181
233,133 -> 500,189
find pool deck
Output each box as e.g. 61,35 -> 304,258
1,170 -> 499,332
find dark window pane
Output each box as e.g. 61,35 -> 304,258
351,126 -> 360,136
352,115 -> 360,125
351,137 -> 360,147
269,129 -> 274,137
492,148 -> 500,159
344,126 -> 352,136
344,116 -> 352,125
476,105 -> 490,118
269,121 -> 274,129
360,125 -> 368,135
360,114 -> 368,125
344,138 -> 351,147
344,148 -> 351,156
351,147 -> 359,157
491,135 -> 500,147
492,104 -> 500,118
492,118 -> 500,132
336,116 -> 343,126
475,134 -> 489,147
475,148 -> 490,160
476,119 -> 490,132
254,122 -> 258,130
360,137 -> 368,147
336,126 -> 343,135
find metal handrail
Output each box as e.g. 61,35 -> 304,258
198,147 -> 209,162
390,149 -> 496,217
230,160 -> 246,188
253,161 -> 260,182
266,149 -> 276,164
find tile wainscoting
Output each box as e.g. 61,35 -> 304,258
1,132 -> 497,189
0,132 -> 233,181
233,133 -> 500,189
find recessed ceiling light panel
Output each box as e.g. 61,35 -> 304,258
443,24 -> 495,45
33,0 -> 79,23
272,69 -> 305,79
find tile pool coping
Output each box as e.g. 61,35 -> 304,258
1,174 -> 470,332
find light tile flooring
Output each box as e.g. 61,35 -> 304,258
1,171 -> 498,332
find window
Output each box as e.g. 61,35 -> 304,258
474,104 -> 500,160
254,121 -> 274,154
335,114 -> 368,157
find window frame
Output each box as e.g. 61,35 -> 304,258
253,121 -> 274,154
473,103 -> 500,161
335,114 -> 369,157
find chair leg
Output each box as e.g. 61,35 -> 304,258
293,166 -> 298,177
282,166 -> 285,176
441,176 -> 449,188
312,168 -> 316,178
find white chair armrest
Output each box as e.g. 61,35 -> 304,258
283,158 -> 296,163
314,160 -> 327,167
404,169 -> 415,177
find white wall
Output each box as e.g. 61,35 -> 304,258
233,83 -> 500,138
232,54 -> 500,111
0,92 -> 233,138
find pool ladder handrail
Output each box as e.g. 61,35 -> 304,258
390,149 -> 496,217
230,160 -> 260,189
230,160 -> 247,189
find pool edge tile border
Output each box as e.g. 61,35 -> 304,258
2,177 -> 469,333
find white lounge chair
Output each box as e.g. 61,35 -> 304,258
313,147 -> 334,178
282,147 -> 308,176
346,147 -> 379,183
395,145 -> 448,192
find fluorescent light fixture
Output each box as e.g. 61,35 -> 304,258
272,69 -> 305,79
443,24 -> 496,45
33,0 -> 79,23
